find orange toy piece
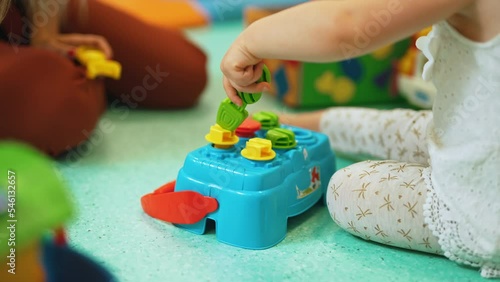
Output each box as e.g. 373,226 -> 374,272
74,46 -> 122,80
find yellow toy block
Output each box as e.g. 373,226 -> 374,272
241,138 -> 276,161
205,124 -> 239,148
74,47 -> 122,80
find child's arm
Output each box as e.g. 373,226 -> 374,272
221,0 -> 473,105
0,0 -> 9,22
25,0 -> 112,58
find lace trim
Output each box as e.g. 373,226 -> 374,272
415,26 -> 441,82
423,167 -> 499,279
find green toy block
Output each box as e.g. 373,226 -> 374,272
216,65 -> 272,131
252,111 -> 280,130
239,92 -> 262,104
266,128 -> 297,149
216,98 -> 249,131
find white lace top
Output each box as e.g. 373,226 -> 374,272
416,21 -> 500,278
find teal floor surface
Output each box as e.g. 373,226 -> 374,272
57,21 -> 482,282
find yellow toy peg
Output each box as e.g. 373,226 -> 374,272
74,47 -> 122,80
205,124 -> 239,149
241,138 -> 276,161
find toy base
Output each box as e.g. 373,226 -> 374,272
171,125 -> 336,250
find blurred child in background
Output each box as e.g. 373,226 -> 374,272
0,0 -> 207,156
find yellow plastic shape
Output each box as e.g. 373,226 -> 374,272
75,47 -> 122,80
205,124 -> 239,147
241,138 -> 276,161
87,60 -> 122,80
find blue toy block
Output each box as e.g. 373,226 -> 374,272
173,125 -> 335,249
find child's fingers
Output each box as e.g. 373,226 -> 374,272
92,36 -> 114,59
258,81 -> 271,92
59,34 -> 114,59
230,81 -> 270,96
235,62 -> 266,88
223,76 -> 243,106
251,62 -> 266,83
51,41 -> 74,58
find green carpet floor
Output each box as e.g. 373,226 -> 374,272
57,21 -> 482,282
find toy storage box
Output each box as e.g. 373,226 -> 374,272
244,7 -> 411,108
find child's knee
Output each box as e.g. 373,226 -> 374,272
155,45 -> 208,108
326,161 -> 374,224
326,165 -> 352,217
0,49 -> 106,156
15,48 -> 75,75
175,51 -> 207,107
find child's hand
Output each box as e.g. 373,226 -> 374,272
221,38 -> 271,106
32,33 -> 113,59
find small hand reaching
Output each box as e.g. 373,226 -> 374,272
31,33 -> 113,59
220,37 -> 271,106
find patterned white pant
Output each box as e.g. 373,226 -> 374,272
321,108 -> 443,254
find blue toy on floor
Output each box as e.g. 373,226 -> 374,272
141,66 -> 336,249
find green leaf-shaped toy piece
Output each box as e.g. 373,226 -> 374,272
217,65 -> 272,131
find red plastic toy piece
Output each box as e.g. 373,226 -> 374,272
235,118 -> 261,138
54,227 -> 67,246
154,180 -> 176,194
141,181 -> 218,224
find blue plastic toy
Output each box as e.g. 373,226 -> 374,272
142,114 -> 336,250
141,65 -> 336,249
